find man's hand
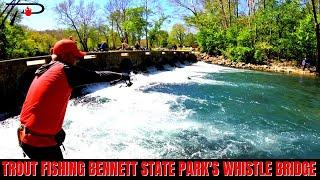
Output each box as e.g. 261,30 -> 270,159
121,73 -> 130,81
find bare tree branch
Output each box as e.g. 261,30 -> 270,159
55,0 -> 97,51
169,0 -> 205,16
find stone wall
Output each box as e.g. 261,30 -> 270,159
0,56 -> 52,115
0,51 -> 196,118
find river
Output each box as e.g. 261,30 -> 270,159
0,61 -> 319,159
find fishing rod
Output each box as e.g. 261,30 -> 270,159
110,78 -> 133,87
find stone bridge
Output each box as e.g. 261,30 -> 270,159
0,50 -> 197,118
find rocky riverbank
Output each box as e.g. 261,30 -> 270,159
198,53 -> 319,77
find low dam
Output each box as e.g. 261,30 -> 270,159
0,50 -> 197,118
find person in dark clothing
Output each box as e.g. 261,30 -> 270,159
99,42 -> 108,51
302,58 -> 306,71
171,44 -> 177,50
17,39 -> 130,160
134,41 -> 141,50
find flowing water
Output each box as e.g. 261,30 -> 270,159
0,61 -> 320,159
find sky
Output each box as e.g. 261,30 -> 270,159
3,0 -> 188,31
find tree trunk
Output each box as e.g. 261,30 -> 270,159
111,19 -> 116,49
219,0 -> 228,28
124,32 -> 129,45
248,0 -> 251,16
228,0 -> 232,27
71,23 -> 88,52
123,9 -> 129,44
311,0 -> 320,73
236,0 -> 239,18
145,0 -> 149,49
115,21 -> 124,40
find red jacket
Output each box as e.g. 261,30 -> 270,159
19,61 -> 122,147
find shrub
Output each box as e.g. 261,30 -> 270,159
224,46 -> 254,62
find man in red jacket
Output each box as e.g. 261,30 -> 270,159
18,39 -> 130,160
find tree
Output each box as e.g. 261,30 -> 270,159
185,32 -> 197,47
55,0 -> 97,51
235,0 -> 239,18
143,0 -> 149,49
123,7 -> 147,44
4,24 -> 30,58
188,0 -> 319,64
169,24 -> 187,47
170,0 -> 204,16
95,19 -> 110,49
216,0 -> 229,29
170,0 -> 205,28
1,0 -> 22,59
105,0 -> 132,44
295,14 -> 316,60
310,0 -> 320,72
148,15 -> 168,48
157,30 -> 169,48
139,0 -> 165,49
26,30 -> 58,55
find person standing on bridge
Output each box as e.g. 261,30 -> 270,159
121,39 -> 129,50
17,39 -> 130,160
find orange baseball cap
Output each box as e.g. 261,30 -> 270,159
52,39 -> 86,58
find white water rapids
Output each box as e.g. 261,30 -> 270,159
0,62 -> 239,159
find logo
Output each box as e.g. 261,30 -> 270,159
24,7 -> 32,16
5,2 -> 45,17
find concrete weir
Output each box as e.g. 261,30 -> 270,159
0,50 -> 197,119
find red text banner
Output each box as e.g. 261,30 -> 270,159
0,160 -> 318,177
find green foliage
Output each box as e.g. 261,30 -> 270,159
184,33 -> 197,47
197,28 -> 225,55
1,20 -> 58,59
148,16 -> 168,48
237,27 -> 254,48
224,46 -> 254,63
254,42 -> 273,63
169,24 -> 186,47
157,30 -> 169,48
2,0 -> 318,64
190,0 -> 317,64
123,7 -> 147,44
225,25 -> 239,46
4,24 -> 29,58
295,14 -> 316,62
